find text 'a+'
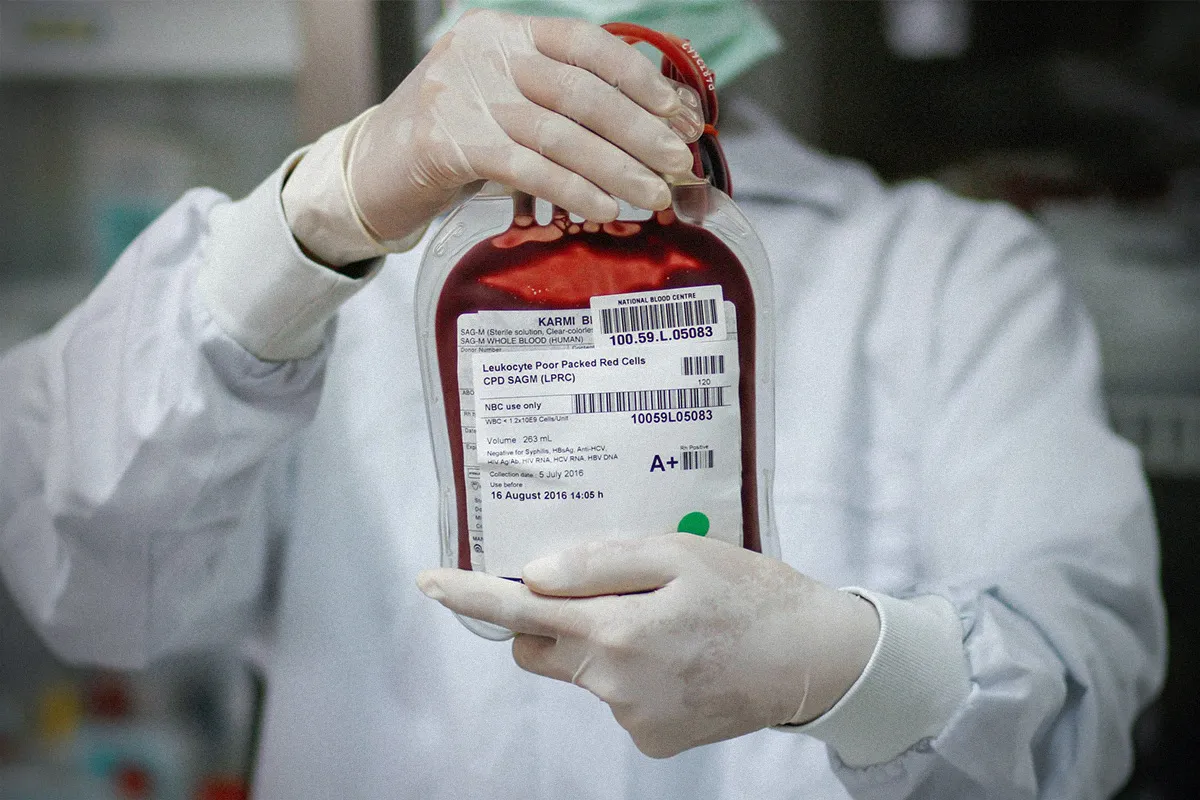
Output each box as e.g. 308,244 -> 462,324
650,454 -> 679,472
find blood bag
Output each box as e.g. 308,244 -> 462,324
415,23 -> 778,639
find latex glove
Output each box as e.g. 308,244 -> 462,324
351,9 -> 699,245
417,534 -> 880,759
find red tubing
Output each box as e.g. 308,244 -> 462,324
601,22 -> 718,122
601,22 -> 731,195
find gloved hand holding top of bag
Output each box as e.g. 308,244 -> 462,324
417,533 -> 881,759
283,9 -> 703,266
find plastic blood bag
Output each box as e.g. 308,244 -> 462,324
416,23 -> 777,639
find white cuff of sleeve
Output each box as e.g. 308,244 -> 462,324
198,152 -> 382,362
280,107 -> 428,266
782,589 -> 970,768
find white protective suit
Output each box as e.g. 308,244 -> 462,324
0,100 -> 1166,798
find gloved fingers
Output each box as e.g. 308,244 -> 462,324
489,102 -> 672,211
664,81 -> 706,144
510,53 -> 695,177
522,536 -> 681,597
473,144 -> 621,222
530,16 -> 682,119
416,568 -> 569,638
609,705 -> 689,760
511,633 -> 575,682
510,624 -> 626,700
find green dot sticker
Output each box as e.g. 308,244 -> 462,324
677,511 -> 710,537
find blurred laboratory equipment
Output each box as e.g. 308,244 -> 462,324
882,0 -> 970,60
1039,195 -> 1200,475
0,663 -> 256,800
0,0 -> 302,345
1,2 -> 312,797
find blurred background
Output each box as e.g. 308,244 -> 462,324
0,1 -> 1196,797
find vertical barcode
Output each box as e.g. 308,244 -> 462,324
600,298 -> 719,334
681,450 -> 715,471
682,354 -> 725,375
572,386 -> 726,413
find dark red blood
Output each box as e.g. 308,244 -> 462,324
480,241 -> 704,305
435,213 -> 759,569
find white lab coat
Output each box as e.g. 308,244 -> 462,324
0,103 -> 1166,799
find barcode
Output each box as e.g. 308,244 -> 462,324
682,450 -> 714,471
599,298 -> 719,334
682,354 -> 725,376
572,386 -> 727,414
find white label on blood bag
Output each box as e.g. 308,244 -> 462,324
460,295 -> 741,579
456,310 -> 597,570
590,285 -> 727,350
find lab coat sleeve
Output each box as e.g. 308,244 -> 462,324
0,156 -> 378,669
830,199 -> 1167,798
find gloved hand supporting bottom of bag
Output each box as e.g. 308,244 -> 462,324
417,533 -> 880,758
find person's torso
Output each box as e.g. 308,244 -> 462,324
252,120 -> 981,799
